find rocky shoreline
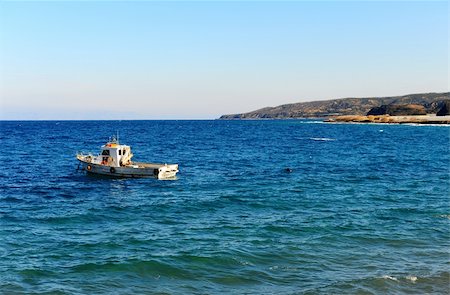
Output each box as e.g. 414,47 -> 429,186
325,114 -> 450,124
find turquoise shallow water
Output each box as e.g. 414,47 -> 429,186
0,120 -> 449,294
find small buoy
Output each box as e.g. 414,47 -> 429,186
285,168 -> 293,173
87,165 -> 92,171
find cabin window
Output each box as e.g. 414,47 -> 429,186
102,150 -> 110,155
123,149 -> 126,155
118,150 -> 121,155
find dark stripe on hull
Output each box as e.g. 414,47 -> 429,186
80,161 -> 157,178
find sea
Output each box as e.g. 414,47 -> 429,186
0,120 -> 449,294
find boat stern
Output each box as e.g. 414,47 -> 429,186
157,164 -> 179,179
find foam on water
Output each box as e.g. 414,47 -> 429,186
381,275 -> 398,281
406,275 -> 418,283
437,214 -> 450,219
309,137 -> 336,141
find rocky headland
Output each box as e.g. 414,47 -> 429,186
219,92 -> 450,124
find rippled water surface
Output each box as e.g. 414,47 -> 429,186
0,120 -> 449,294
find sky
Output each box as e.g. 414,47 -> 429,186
0,1 -> 448,120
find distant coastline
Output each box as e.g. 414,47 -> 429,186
219,92 -> 450,124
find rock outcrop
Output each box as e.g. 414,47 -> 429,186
367,104 -> 426,116
436,100 -> 450,116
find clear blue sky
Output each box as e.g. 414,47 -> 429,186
0,1 -> 448,119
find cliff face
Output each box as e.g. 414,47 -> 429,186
436,101 -> 450,116
219,92 -> 449,119
367,104 -> 426,116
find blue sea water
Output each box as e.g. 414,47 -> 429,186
0,120 -> 449,294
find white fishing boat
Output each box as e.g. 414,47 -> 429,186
76,136 -> 179,179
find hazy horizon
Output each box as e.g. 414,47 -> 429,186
1,1 -> 448,120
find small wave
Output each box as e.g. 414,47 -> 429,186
309,137 -> 336,141
1,196 -> 23,203
406,275 -> 417,282
381,274 -> 418,283
69,259 -> 195,279
302,121 -> 325,124
381,275 -> 398,281
436,214 -> 450,219
402,123 -> 450,127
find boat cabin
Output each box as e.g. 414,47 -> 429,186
100,138 -> 133,167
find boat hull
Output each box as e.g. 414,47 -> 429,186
77,158 -> 178,179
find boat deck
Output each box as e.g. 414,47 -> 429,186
130,162 -> 169,168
